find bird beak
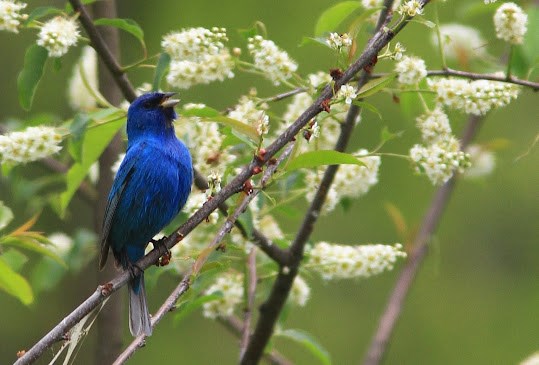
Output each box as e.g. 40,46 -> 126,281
160,92 -> 180,108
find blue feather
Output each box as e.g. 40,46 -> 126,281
100,92 -> 192,336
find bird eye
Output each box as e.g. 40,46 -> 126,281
143,101 -> 154,109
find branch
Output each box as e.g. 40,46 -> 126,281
219,316 -> 293,365
240,248 -> 258,360
69,0 -> 137,102
427,69 -> 539,91
362,114 -> 484,365
112,144 -> 295,364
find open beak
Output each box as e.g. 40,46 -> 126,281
160,92 -> 180,108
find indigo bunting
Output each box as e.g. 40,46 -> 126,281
99,92 -> 193,336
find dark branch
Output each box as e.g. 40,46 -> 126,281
361,115 -> 484,365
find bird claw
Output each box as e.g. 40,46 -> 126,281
152,236 -> 172,267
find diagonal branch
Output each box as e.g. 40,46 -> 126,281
112,144 -> 295,364
361,114 -> 484,365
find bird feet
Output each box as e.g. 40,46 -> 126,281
151,236 -> 172,267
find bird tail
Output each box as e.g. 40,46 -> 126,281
128,273 -> 152,337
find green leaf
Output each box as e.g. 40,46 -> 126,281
356,73 -> 396,98
286,150 -> 365,172
1,249 -> 28,272
510,46 -> 530,79
0,202 -> 14,231
276,328 -> 331,365
315,1 -> 361,36
153,53 -> 171,91
236,204 -> 255,240
0,258 -> 33,305
180,106 -> 259,141
17,45 -> 48,111
0,236 -> 66,267
94,18 -> 145,48
57,116 -> 125,216
300,36 -> 331,48
24,6 -> 64,26
68,114 -> 91,163
380,126 -> 403,144
173,293 -> 223,325
353,100 -> 382,119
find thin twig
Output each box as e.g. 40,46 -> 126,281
112,144 -> 295,364
240,248 -> 258,359
219,316 -> 293,365
369,69 -> 539,90
361,115 -> 483,365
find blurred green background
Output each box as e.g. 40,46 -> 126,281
1,0 -> 538,364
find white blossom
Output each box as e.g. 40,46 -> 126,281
309,241 -> 406,280
398,0 -> 423,17
207,170 -> 222,196
0,126 -> 62,164
247,35 -> 298,85
290,276 -> 310,306
520,352 -> 539,365
432,24 -> 487,62
391,42 -> 406,60
338,84 -> 358,105
0,0 -> 27,33
410,136 -> 471,185
227,95 -> 269,136
68,46 -> 99,111
416,107 -> 452,143
305,150 -> 381,214
202,272 -> 244,319
111,153 -> 125,176
428,77 -> 520,115
163,27 -> 234,89
464,144 -> 495,179
395,55 -> 427,85
175,108 -> 236,175
37,16 -> 80,57
326,32 -> 352,50
493,2 -> 528,44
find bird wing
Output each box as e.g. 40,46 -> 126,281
99,142 -> 144,270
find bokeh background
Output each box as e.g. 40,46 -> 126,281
1,0 -> 538,364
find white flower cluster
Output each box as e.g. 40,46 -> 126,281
493,2 -> 528,45
37,16 -> 80,57
163,27 -> 234,89
337,84 -> 358,105
410,136 -> 470,185
290,276 -> 310,307
227,95 -> 269,136
390,42 -> 406,61
484,0 -> 497,3
175,105 -> 236,175
416,107 -> 452,143
247,35 -> 298,85
464,144 -> 495,179
68,46 -> 99,111
395,55 -> 427,85
432,24 -> 487,62
0,0 -> 27,33
202,271 -> 244,319
326,32 -> 352,51
428,77 -> 521,115
0,126 -> 62,164
398,0 -> 424,17
309,241 -> 406,280
305,150 -> 381,214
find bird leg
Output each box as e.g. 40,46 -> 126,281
151,236 -> 172,267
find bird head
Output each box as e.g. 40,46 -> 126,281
127,92 -> 180,139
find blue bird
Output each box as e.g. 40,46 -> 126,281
99,92 -> 193,336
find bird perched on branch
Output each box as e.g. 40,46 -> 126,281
99,92 -> 193,336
